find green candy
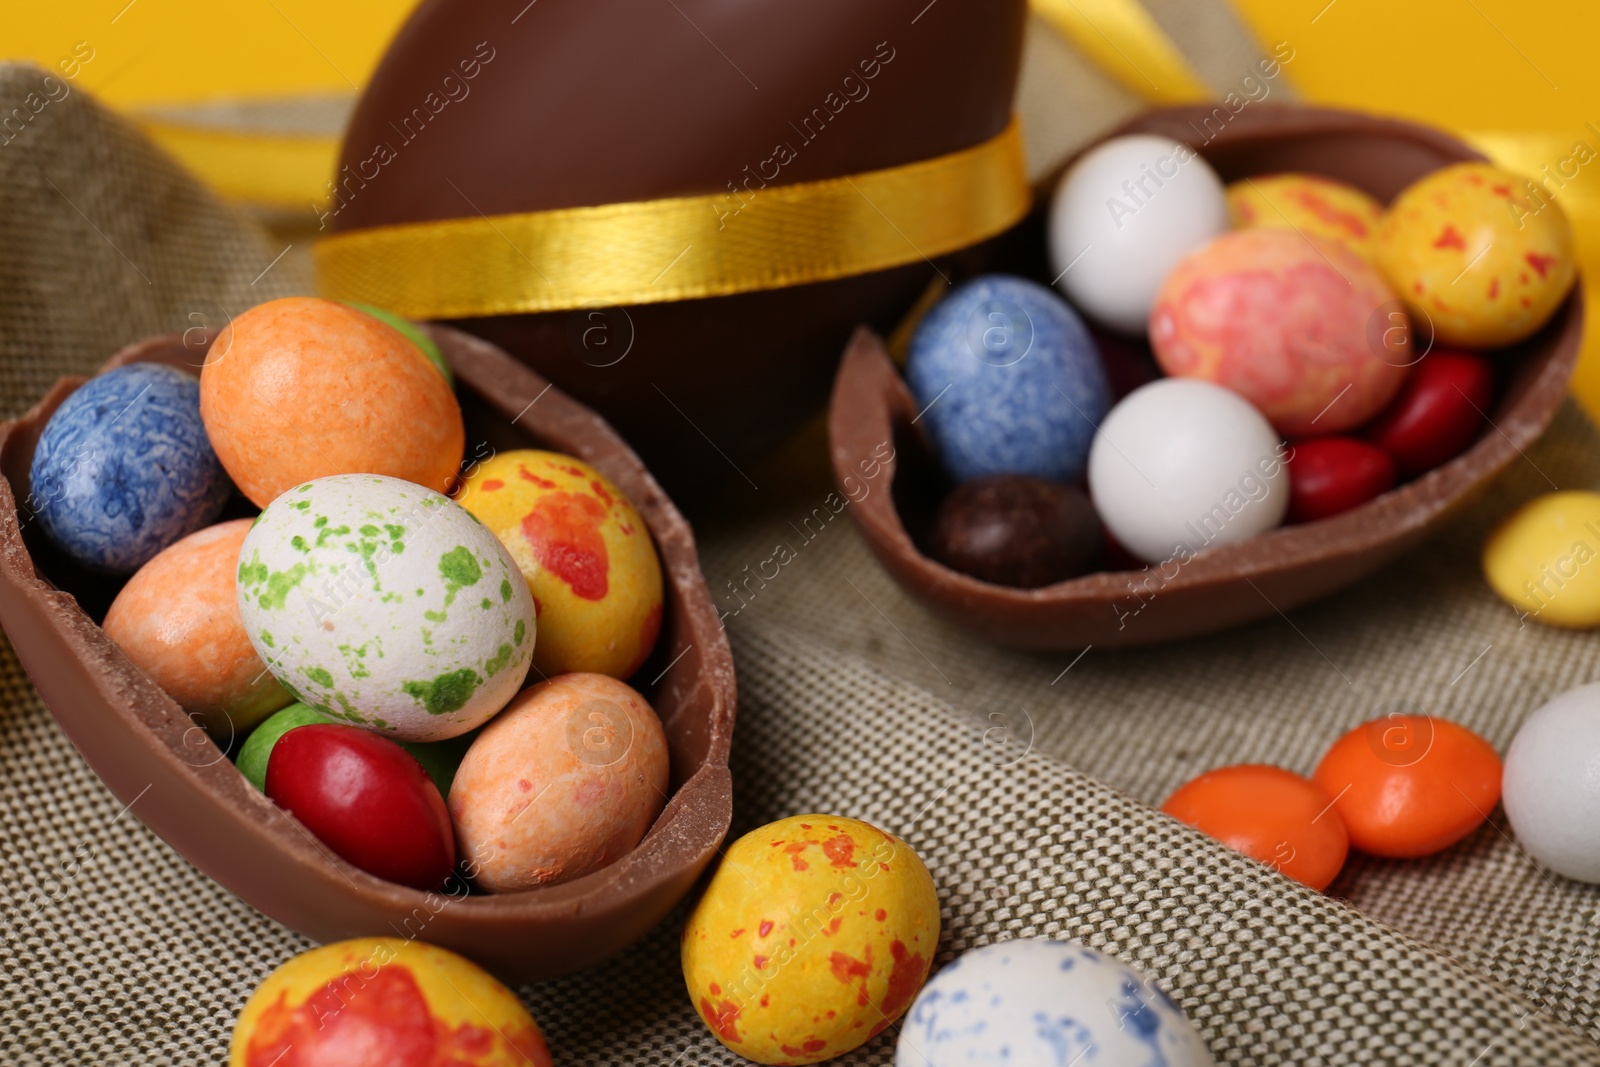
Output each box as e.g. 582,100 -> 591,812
236,702 -> 328,792
344,301 -> 452,384
236,701 -> 476,796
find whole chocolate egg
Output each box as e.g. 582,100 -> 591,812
323,0 -> 1028,489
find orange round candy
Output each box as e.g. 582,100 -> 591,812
200,297 -> 464,506
1162,763 -> 1348,890
1313,713 -> 1501,858
103,518 -> 291,740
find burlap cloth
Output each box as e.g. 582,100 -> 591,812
3,14 -> 1599,1062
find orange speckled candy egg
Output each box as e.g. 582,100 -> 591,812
1150,229 -> 1410,436
1376,161 -> 1576,347
1227,172 -> 1385,260
449,672 -> 668,891
200,297 -> 465,506
103,518 -> 291,740
682,814 -> 939,1065
229,937 -> 551,1067
456,449 -> 663,678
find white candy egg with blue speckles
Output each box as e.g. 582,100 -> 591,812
897,938 -> 1215,1067
237,474 -> 535,742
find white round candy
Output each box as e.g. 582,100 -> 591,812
1503,683 -> 1600,883
1048,134 -> 1227,334
897,938 -> 1215,1067
1088,379 -> 1288,563
237,474 -> 536,742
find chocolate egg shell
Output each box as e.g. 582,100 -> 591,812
828,104 -> 1583,650
331,0 -> 1027,489
0,325 -> 735,982
930,475 -> 1102,588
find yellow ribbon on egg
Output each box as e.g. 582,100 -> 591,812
312,118 -> 1032,320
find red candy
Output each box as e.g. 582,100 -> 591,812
266,724 -> 456,889
1363,350 -> 1493,476
1286,437 -> 1397,523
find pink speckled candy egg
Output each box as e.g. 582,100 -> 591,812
1150,229 -> 1411,436
448,672 -> 668,892
1376,162 -> 1577,347
1226,173 -> 1385,261
104,518 -> 292,741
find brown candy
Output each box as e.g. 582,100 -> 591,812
930,475 -> 1102,588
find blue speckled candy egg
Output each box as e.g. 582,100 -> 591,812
29,363 -> 231,574
897,938 -> 1215,1067
906,275 -> 1109,484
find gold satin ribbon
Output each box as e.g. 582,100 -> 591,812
314,118 -> 1030,319
1029,0 -> 1211,104
135,118 -> 335,210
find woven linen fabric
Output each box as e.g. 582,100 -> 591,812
3,49 -> 1600,1067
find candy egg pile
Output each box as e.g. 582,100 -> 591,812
903,137 -> 1575,587
39,297 -> 670,895
1163,711 -> 1502,891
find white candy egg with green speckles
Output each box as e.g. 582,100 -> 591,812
237,474 -> 535,742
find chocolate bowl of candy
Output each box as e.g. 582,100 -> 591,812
829,104 -> 1584,650
0,314 -> 735,981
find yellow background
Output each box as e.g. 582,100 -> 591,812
11,1 -> 1592,135
7,0 -> 1599,404
8,1 -> 406,105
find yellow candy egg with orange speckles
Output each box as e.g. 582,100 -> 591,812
1376,162 -> 1576,347
1226,172 -> 1385,260
229,938 -> 552,1067
456,449 -> 663,680
682,814 -> 940,1065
